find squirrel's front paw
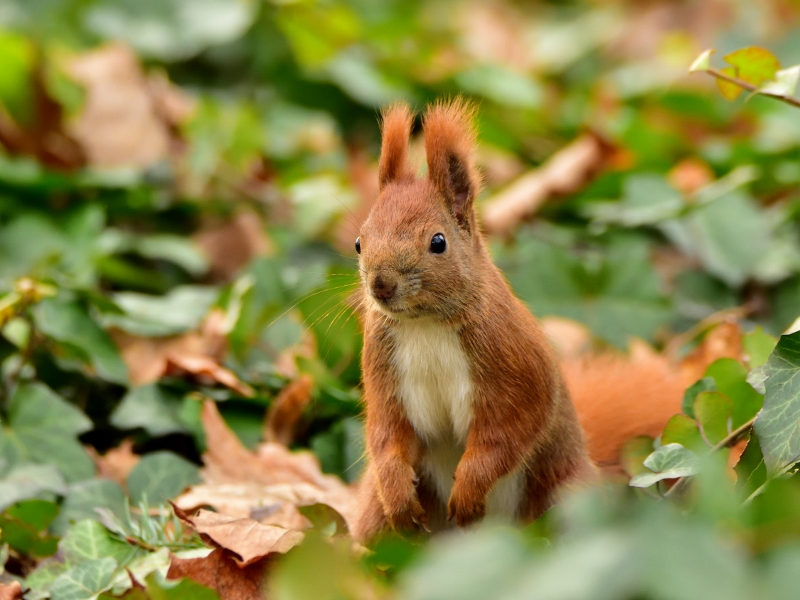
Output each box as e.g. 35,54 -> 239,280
386,495 -> 429,533
447,484 -> 486,527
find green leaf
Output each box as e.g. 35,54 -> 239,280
587,173 -> 683,226
0,500 -> 60,557
661,415 -> 706,451
103,286 -> 218,337
61,520 -> 135,565
704,359 -> 763,428
682,377 -> 716,419
734,433 -> 767,499
85,0 -> 258,62
4,383 -> 95,483
34,297 -> 128,384
111,385 -> 189,436
724,46 -> 781,87
717,66 -> 744,100
0,463 -> 66,512
455,65 -> 543,109
133,235 -> 209,277
754,331 -> 800,474
49,557 -> 118,600
694,392 -> 732,446
53,480 -> 127,536
744,327 -> 778,369
629,443 -> 700,488
127,452 -> 200,505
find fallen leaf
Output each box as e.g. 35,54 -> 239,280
66,43 -> 191,168
0,582 -> 23,600
164,355 -> 254,397
482,132 -> 617,235
194,211 -> 272,281
668,158 -> 714,195
679,320 -> 744,383
176,508 -> 303,566
87,439 -> 140,488
175,402 -> 358,531
112,309 -> 227,386
264,375 -> 313,446
168,548 -> 270,600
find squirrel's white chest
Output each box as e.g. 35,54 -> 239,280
391,319 -> 473,444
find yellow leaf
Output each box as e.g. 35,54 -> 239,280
716,67 -> 744,101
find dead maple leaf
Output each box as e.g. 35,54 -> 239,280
66,43 -> 192,168
264,375 -> 313,446
0,582 -> 23,600
86,439 -> 139,488
174,507 -> 303,566
164,355 -> 254,397
675,318 -> 745,383
112,309 -> 227,386
482,132 -> 618,235
194,211 -> 272,281
175,402 -> 358,533
168,548 -> 271,600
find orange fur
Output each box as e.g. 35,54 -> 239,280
563,354 -> 686,471
378,103 -> 414,190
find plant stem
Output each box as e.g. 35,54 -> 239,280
663,416 -> 756,498
706,68 -> 800,109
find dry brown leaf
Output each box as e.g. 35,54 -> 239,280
679,320 -> 744,383
164,355 -> 254,397
66,43 -> 191,168
264,375 -> 313,446
87,439 -> 139,488
176,402 -> 358,531
168,548 -> 271,600
668,158 -> 714,196
194,211 -> 272,281
112,310 -> 228,386
0,582 -> 23,600
482,132 -> 617,235
177,508 -> 303,566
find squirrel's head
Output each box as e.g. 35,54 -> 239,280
357,99 -> 483,320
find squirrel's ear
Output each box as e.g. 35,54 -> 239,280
378,103 -> 414,190
423,98 -> 480,231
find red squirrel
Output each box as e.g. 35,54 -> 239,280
352,100 -> 598,542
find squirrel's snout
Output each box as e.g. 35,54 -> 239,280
370,274 -> 398,301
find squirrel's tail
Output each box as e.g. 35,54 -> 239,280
562,349 -> 688,472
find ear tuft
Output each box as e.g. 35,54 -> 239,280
423,98 -> 480,230
378,103 -> 414,190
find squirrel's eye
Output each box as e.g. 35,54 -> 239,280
355,237 -> 361,254
429,233 -> 446,254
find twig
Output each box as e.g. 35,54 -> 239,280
663,416 -> 756,498
705,68 -> 800,110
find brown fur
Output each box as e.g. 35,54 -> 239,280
352,100 -> 595,543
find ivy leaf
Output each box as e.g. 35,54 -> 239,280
34,297 -> 128,385
0,463 -> 66,512
661,415 -> 705,451
2,383 -> 95,483
682,377 -> 716,419
724,46 -> 781,88
760,65 -> 800,99
61,520 -> 137,565
704,359 -> 763,428
49,557 -> 118,600
110,384 -> 189,436
689,49 -> 714,72
629,444 -> 700,488
744,327 -> 778,369
0,500 -> 60,558
127,451 -> 201,505
52,479 -> 127,536
754,331 -> 800,474
734,434 -> 767,499
694,392 -> 732,446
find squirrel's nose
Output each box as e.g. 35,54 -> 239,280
371,275 -> 397,301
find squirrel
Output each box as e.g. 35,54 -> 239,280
352,99 -> 600,543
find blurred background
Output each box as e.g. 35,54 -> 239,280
2,0 -> 800,598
